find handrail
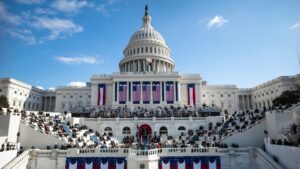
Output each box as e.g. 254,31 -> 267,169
3,150 -> 30,169
255,148 -> 282,169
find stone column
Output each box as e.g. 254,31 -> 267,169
112,82 -> 115,104
43,97 -> 46,111
143,60 -> 146,72
116,82 -> 119,103
177,81 -> 181,103
49,97 -> 52,111
241,95 -> 245,110
248,95 -> 251,110
173,81 -> 176,103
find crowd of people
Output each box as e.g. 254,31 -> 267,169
21,111 -> 119,149
118,111 -> 264,149
268,123 -> 300,147
0,142 -> 17,152
17,107 -> 267,150
87,105 -> 221,118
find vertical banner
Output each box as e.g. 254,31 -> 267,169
132,82 -> 141,104
152,81 -> 161,104
115,82 -> 117,102
166,81 -> 174,104
143,82 -> 151,104
175,81 -> 178,102
98,84 -> 106,106
128,82 -> 131,102
119,82 -> 127,104
162,82 -> 164,102
187,84 -> 196,106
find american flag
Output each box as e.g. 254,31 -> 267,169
132,82 -> 141,103
119,83 -> 127,103
166,82 -> 174,103
143,82 -> 151,103
152,82 -> 160,103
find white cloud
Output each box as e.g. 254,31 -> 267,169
6,28 -> 37,45
56,56 -> 103,64
290,22 -> 300,30
207,15 -> 228,29
34,8 -> 56,15
67,81 -> 86,87
32,17 -> 83,40
0,2 -> 21,25
52,0 -> 91,13
14,0 -> 45,4
95,0 -> 121,16
36,86 -> 44,90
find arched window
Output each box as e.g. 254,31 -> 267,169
146,47 -> 148,53
104,127 -> 112,132
122,127 -> 131,134
150,47 -> 153,53
178,126 -> 186,131
159,126 -> 168,135
154,48 -> 157,53
141,47 -> 144,53
137,48 -> 139,54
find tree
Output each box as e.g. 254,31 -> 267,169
273,87 -> 300,107
0,95 -> 9,108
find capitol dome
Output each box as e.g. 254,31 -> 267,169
119,5 -> 175,73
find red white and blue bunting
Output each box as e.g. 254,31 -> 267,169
166,81 -> 175,104
65,157 -> 127,169
159,156 -> 221,169
119,82 -> 127,104
187,84 -> 196,106
152,81 -> 161,104
98,84 -> 106,106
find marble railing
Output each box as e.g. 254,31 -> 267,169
3,147 -> 282,169
2,150 -> 30,169
219,117 -> 266,142
83,116 -> 211,122
255,148 -> 282,169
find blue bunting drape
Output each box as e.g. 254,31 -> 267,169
159,156 -> 221,167
65,157 -> 127,169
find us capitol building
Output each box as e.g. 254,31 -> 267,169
1,5 -> 300,169
0,6 -> 299,114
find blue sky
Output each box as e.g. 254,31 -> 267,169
0,0 -> 299,89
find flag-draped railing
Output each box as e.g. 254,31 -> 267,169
159,156 -> 221,169
65,157 -> 127,169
